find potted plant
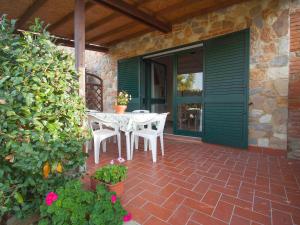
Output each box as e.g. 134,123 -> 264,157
114,90 -> 131,114
90,161 -> 127,197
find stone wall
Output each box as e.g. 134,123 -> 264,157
58,46 -> 116,112
107,0 -> 293,150
288,2 -> 300,158
65,0 -> 298,150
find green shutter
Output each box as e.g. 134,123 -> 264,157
203,30 -> 249,149
118,57 -> 141,111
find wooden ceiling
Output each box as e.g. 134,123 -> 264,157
0,0 -> 247,52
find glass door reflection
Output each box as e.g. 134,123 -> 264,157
174,47 -> 203,136
177,103 -> 202,132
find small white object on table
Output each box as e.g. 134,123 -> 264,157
87,112 -> 158,160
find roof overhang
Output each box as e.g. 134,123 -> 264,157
0,0 -> 249,52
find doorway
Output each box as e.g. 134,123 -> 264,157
143,46 -> 203,137
118,29 -> 249,148
144,55 -> 174,134
174,48 -> 203,137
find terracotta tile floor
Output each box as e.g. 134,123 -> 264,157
85,136 -> 300,225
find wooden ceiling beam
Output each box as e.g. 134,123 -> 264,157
55,37 -> 109,52
102,0 -> 246,46
48,1 -> 94,32
85,0 -> 153,37
84,0 -> 151,35
85,13 -> 119,34
16,0 -> 48,29
92,0 -> 171,33
157,0 -> 198,16
16,28 -> 109,52
88,22 -> 138,42
103,28 -> 152,46
87,0 -> 170,44
94,0 -> 194,46
171,0 -> 247,24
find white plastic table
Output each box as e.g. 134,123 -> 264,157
88,112 -> 158,160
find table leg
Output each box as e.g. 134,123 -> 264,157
125,132 -> 131,160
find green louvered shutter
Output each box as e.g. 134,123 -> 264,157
118,57 -> 141,111
203,30 -> 249,148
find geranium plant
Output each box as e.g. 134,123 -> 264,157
93,164 -> 127,185
116,90 -> 131,106
39,180 -> 130,225
0,16 -> 89,221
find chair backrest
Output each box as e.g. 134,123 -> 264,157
132,110 -> 150,113
87,114 -> 119,133
131,112 -> 168,134
156,113 -> 169,134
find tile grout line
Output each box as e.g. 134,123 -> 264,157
86,141 -> 300,225
252,187 -> 256,212
184,208 -> 196,225
270,202 -> 274,225
211,192 -> 222,216
159,186 -> 181,207
165,199 -> 184,223
229,205 -> 236,224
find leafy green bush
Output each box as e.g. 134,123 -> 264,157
0,16 -> 89,220
94,164 -> 128,185
39,180 -> 128,225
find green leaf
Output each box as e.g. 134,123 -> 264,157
14,192 -> 24,204
0,14 -> 90,219
6,111 -> 16,116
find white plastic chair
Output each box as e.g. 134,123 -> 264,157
132,110 -> 150,150
87,115 -> 121,164
132,110 -> 150,113
130,113 -> 169,162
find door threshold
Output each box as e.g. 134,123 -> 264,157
164,133 -> 202,144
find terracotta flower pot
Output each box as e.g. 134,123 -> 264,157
107,182 -> 124,197
90,177 -> 125,197
114,105 -> 127,114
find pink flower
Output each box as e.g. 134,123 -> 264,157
123,213 -> 132,222
117,157 -> 125,163
111,195 -> 117,204
110,159 -> 114,165
45,192 -> 58,206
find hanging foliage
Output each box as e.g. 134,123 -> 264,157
0,15 -> 89,220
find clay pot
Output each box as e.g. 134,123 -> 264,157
107,182 -> 124,197
114,105 -> 127,114
90,177 -> 125,197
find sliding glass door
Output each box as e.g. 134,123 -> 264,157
173,48 -> 203,137
119,30 -> 249,147
143,60 -> 167,113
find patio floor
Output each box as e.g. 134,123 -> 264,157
85,136 -> 300,225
